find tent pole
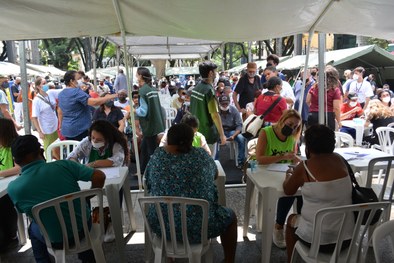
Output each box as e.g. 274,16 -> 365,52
116,46 -> 120,70
317,33 -> 326,125
19,40 -> 31,134
248,41 -> 252,62
92,37 -> 97,90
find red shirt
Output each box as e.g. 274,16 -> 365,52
254,93 -> 287,123
341,102 -> 363,120
309,85 -> 342,112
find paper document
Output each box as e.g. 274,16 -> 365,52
266,163 -> 289,172
342,152 -> 369,161
98,167 -> 120,179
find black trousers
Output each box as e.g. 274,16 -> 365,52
307,112 -> 336,131
140,135 -> 158,174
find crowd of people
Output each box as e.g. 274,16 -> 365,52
0,56 -> 393,263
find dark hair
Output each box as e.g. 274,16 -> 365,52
137,67 -> 152,86
354,66 -> 365,76
304,124 -> 335,154
34,77 -> 43,88
264,76 -> 282,90
267,54 -> 280,65
180,114 -> 199,129
264,66 -> 277,73
377,89 -> 392,106
0,118 -> 18,147
83,75 -> 90,81
325,65 -> 340,89
167,123 -> 194,154
198,61 -> 217,78
89,120 -> 130,165
131,91 -> 139,97
77,70 -> 85,77
64,70 -> 77,86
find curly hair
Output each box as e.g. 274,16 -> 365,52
325,65 -> 340,90
366,99 -> 393,120
89,120 -> 130,165
0,118 -> 18,147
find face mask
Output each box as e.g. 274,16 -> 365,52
281,124 -> 294,137
247,72 -> 256,78
180,95 -> 186,100
382,97 -> 391,103
42,85 -> 49,92
219,105 -> 230,111
213,73 -> 219,87
353,74 -> 359,81
119,96 -> 127,102
349,101 -> 357,107
91,141 -> 105,149
105,101 -> 114,107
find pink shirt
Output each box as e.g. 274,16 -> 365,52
309,85 -> 342,112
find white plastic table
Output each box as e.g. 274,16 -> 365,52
341,119 -> 371,146
79,166 -> 136,262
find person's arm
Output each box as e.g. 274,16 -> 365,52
211,112 -> 226,145
232,91 -> 242,112
57,107 -> 63,131
32,117 -> 45,139
118,118 -> 125,133
135,97 -> 148,117
333,99 -> 342,129
90,169 -> 106,189
88,93 -> 118,107
0,164 -> 21,177
283,163 -> 305,195
363,97 -> 370,110
306,92 -> 312,107
0,104 -> 21,130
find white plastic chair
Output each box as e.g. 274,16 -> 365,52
290,202 -> 390,263
31,189 -> 106,263
46,140 -> 80,162
335,131 -> 354,148
138,196 -> 212,263
375,127 -> 394,155
164,107 -> 177,130
388,122 -> 394,128
373,219 -> 394,263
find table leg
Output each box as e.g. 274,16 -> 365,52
260,187 -> 278,263
17,212 -> 26,245
105,184 -> 125,262
122,178 -> 136,232
256,192 -> 263,232
243,177 -> 255,237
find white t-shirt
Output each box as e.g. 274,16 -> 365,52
114,100 -> 130,109
97,84 -> 110,96
47,89 -> 62,103
281,81 -> 295,103
348,80 -> 373,104
32,94 -> 58,134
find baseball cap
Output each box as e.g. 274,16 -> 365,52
11,135 -> 42,161
348,92 -> 358,101
218,95 -> 230,104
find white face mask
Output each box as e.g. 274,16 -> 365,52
180,95 -> 186,100
349,101 -> 357,107
353,74 -> 359,81
382,97 -> 391,103
91,141 -> 105,149
219,105 -> 230,111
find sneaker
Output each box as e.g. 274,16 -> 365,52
273,227 -> 286,249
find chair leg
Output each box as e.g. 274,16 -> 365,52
290,246 -> 300,263
204,247 -> 213,263
91,241 -> 106,263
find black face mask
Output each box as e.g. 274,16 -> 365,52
281,125 -> 294,137
119,97 -> 127,103
105,101 -> 114,108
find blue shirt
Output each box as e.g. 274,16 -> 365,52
58,87 -> 91,137
114,73 -> 127,92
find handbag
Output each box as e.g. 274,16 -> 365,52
242,96 -> 282,139
342,157 -> 381,225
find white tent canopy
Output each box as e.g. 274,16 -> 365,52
277,45 -> 394,71
106,36 -> 221,60
0,61 -> 42,77
26,63 -> 66,77
165,67 -> 199,76
1,1 -> 394,42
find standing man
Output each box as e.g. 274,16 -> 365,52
104,76 -> 114,94
232,62 -> 262,114
190,61 -> 226,156
31,77 -> 59,156
114,69 -> 127,92
261,54 -> 286,84
7,135 -> 106,263
0,75 -> 21,130
217,95 -> 246,168
348,66 -> 374,109
11,77 -> 23,126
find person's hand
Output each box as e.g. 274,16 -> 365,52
283,152 -> 301,164
226,136 -> 234,141
220,135 -> 227,145
240,108 -> 247,114
285,167 -> 294,179
38,131 -> 45,140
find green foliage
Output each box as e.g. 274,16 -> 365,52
367,37 -> 389,49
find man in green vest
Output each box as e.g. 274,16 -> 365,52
190,61 -> 226,156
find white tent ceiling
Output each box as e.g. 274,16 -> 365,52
1,0 -> 393,42
106,36 -> 221,60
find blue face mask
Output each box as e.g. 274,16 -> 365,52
42,85 -> 49,92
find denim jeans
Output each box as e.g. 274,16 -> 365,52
216,130 -> 246,164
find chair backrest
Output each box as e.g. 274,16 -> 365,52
373,219 -> 394,263
307,202 -> 390,262
376,127 -> 394,155
138,196 -> 209,258
164,107 -> 177,130
335,131 -> 354,148
31,189 -> 104,254
388,122 -> 394,128
365,156 -> 394,202
46,140 -> 80,162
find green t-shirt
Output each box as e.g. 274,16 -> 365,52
0,147 -> 14,171
190,82 -> 219,144
7,160 -> 94,243
262,126 -> 295,163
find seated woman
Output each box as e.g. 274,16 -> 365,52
364,99 -> 394,145
255,109 -> 302,249
145,124 -> 237,263
0,118 -> 20,251
92,93 -> 125,132
283,125 -> 353,263
67,120 -> 129,168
